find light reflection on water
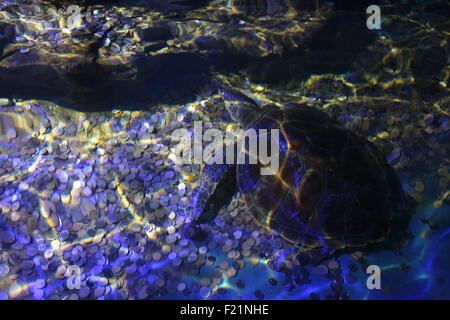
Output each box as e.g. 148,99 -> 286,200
0,0 -> 449,300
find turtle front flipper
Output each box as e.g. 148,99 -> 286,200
186,160 -> 238,224
183,163 -> 237,241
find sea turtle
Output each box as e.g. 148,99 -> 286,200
184,88 -> 411,251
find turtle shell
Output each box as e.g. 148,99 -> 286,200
236,104 -> 406,248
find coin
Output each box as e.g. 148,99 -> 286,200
219,261 -> 228,270
312,265 -> 328,276
187,253 -> 198,263
177,282 -> 186,292
199,287 -> 210,297
94,286 -> 105,298
10,211 -> 21,222
254,290 -> 264,300
22,260 -> 34,270
173,257 -> 182,267
236,279 -> 245,289
35,279 -> 46,289
227,268 -> 237,278
69,293 -> 79,300
328,260 -> 339,270
155,277 -> 166,288
152,252 -> 162,261
166,234 -> 177,244
125,264 -> 137,275
32,289 -> 44,300
0,263 -> 10,277
168,252 -> 177,260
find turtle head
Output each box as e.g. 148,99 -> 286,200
218,88 -> 261,128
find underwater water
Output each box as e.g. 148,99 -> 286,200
0,0 -> 449,300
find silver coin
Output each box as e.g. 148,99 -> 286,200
199,287 -> 210,297
96,256 -> 106,266
199,278 -> 211,287
44,249 -> 54,259
17,234 -> 31,245
312,264 -> 328,277
179,249 -> 189,258
0,231 -> 15,244
69,293 -> 79,300
155,277 -> 165,288
173,257 -> 182,267
147,275 -> 157,285
37,243 -> 47,252
0,263 -> 9,277
94,286 -> 105,298
11,242 -> 24,250
168,252 -> 177,260
79,286 -> 90,298
35,279 -> 46,289
187,253 -> 198,263
32,289 -> 44,300
91,265 -> 102,275
59,230 -> 69,241
177,282 -> 186,292
166,234 -> 177,244
22,260 -> 34,270
125,264 -> 137,275
207,241 -> 217,249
